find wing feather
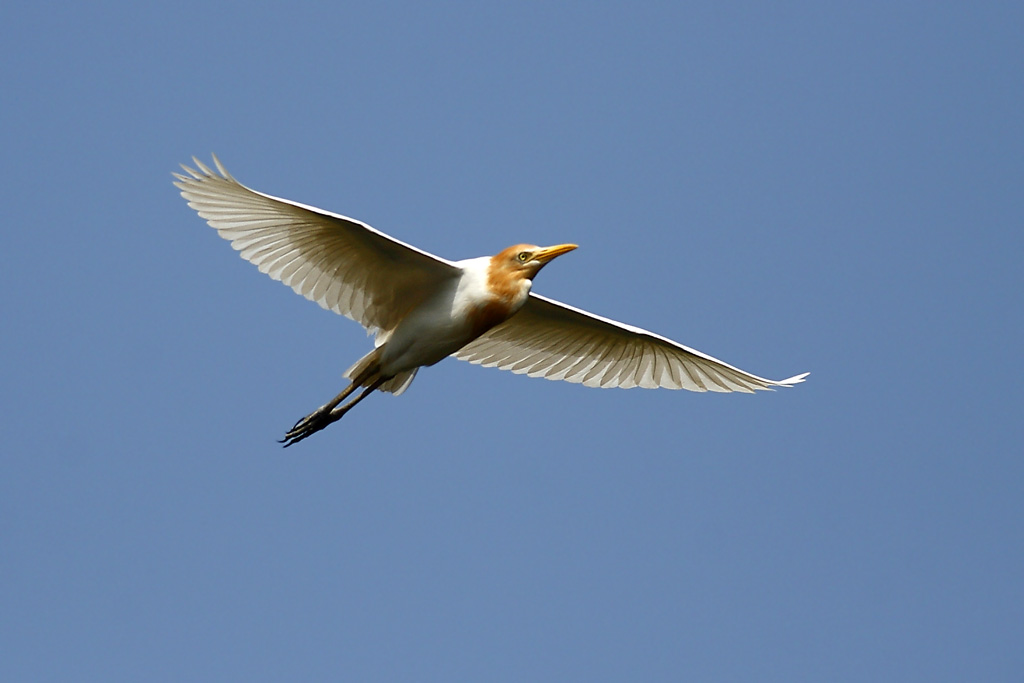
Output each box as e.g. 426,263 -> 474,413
174,155 -> 460,335
610,339 -> 640,389
581,338 -> 621,388
454,293 -> 808,392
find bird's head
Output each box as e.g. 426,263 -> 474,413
490,243 -> 578,280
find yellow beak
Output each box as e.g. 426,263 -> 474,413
533,243 -> 578,264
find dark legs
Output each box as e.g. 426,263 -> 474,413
280,377 -> 387,447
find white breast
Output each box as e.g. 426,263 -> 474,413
378,257 -> 523,375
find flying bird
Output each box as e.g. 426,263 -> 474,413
174,156 -> 807,446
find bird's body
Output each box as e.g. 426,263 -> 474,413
355,248 -> 540,391
174,156 -> 807,445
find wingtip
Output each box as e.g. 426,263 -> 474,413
777,371 -> 810,387
174,154 -> 230,179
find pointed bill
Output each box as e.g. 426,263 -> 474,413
533,244 -> 578,264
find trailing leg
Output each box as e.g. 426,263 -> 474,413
280,376 -> 388,447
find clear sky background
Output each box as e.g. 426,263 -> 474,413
2,2 -> 1022,681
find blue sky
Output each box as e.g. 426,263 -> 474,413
2,2 -> 1022,680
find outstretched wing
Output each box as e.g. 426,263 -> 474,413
174,156 -> 460,336
454,293 -> 808,392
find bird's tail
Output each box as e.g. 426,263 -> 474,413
343,349 -> 418,396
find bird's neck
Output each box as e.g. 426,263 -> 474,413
456,257 -> 531,305
455,257 -> 531,337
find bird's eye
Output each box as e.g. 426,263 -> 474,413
517,251 -> 530,262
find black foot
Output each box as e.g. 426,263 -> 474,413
280,407 -> 335,447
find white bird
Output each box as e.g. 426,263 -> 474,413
174,156 -> 807,446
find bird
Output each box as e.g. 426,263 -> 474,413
174,156 -> 808,446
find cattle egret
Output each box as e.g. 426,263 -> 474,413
174,156 -> 808,446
